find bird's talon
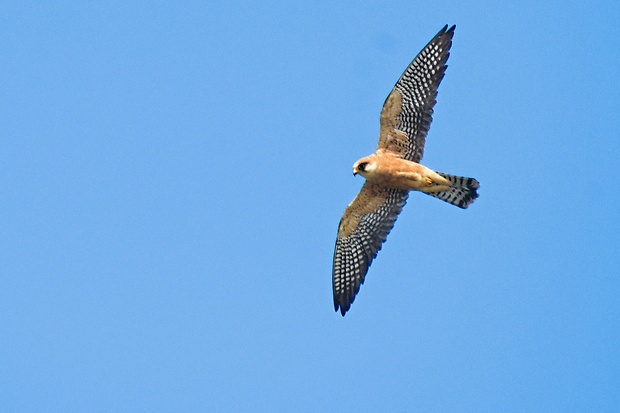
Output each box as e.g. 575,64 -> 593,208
425,177 -> 433,185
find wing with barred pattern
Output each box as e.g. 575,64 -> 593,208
378,25 -> 455,162
332,182 -> 408,316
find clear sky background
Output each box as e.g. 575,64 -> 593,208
2,1 -> 619,411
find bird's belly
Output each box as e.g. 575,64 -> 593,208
386,171 -> 427,190
369,158 -> 425,190
370,157 -> 451,192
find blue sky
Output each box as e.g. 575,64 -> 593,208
2,1 -> 619,411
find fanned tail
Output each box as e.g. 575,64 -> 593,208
428,172 -> 479,209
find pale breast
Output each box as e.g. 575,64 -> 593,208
371,153 -> 425,190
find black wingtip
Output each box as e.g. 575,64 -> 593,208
438,24 -> 456,34
334,300 -> 350,316
432,25 -> 455,45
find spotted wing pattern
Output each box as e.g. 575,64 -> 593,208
378,25 -> 455,162
333,183 -> 408,316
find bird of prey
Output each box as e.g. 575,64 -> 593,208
332,25 -> 479,316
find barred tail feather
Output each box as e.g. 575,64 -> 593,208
429,172 -> 479,209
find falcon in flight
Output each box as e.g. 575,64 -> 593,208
332,25 -> 479,316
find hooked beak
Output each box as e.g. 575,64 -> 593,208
352,168 -> 358,176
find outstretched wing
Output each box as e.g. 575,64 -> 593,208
333,182 -> 408,316
378,25 -> 455,162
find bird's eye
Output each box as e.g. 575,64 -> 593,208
359,162 -> 367,171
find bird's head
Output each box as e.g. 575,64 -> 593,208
353,156 -> 376,177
